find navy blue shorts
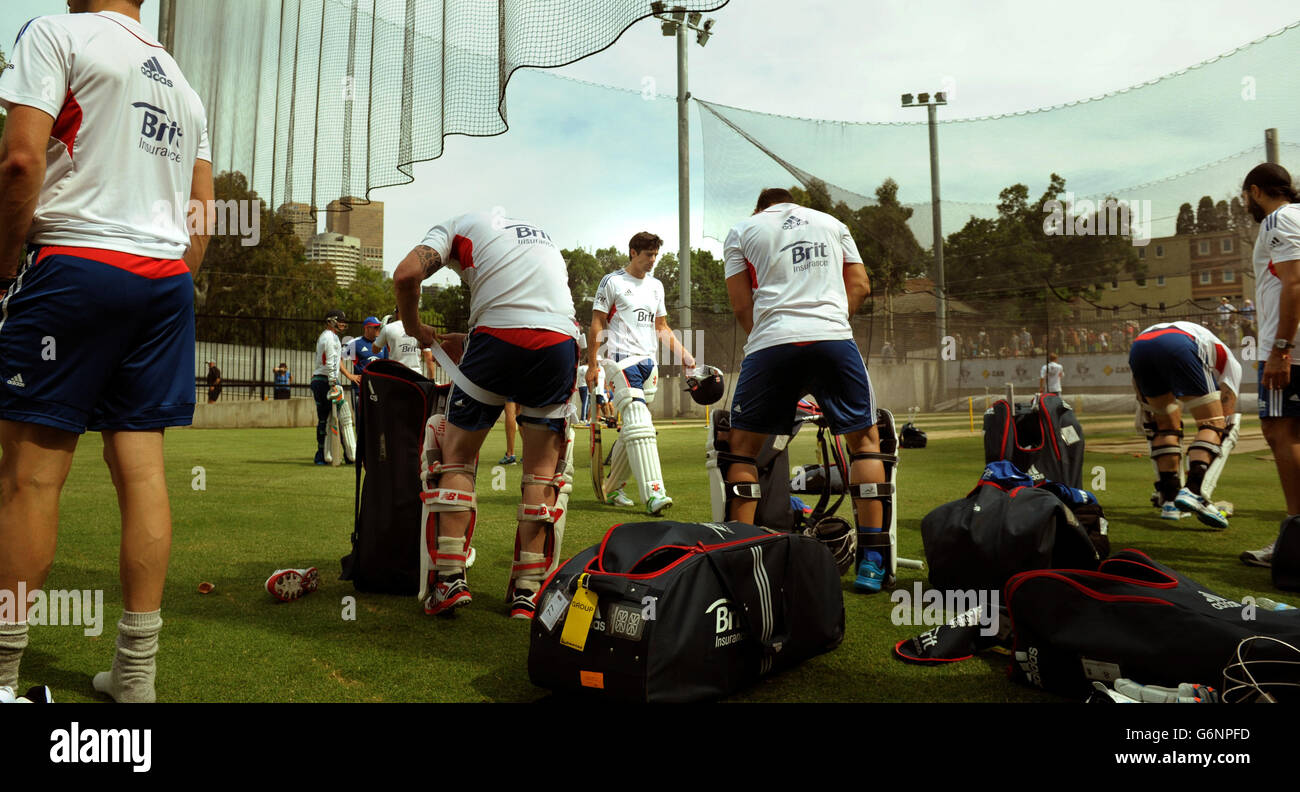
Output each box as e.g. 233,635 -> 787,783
1128,330 -> 1214,399
730,339 -> 875,435
0,247 -> 195,434
447,330 -> 577,433
1258,362 -> 1300,418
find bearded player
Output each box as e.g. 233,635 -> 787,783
586,231 -> 695,514
1129,321 -> 1241,528
394,211 -> 578,619
720,188 -> 892,593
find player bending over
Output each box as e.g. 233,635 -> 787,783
1129,321 -> 1241,528
394,211 -> 578,619
586,232 -> 695,514
720,188 -> 891,593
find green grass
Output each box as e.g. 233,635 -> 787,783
20,412 -> 1290,702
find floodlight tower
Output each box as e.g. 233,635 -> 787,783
652,2 -> 715,394
902,90 -> 948,400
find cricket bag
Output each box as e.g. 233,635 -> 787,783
920,461 -> 1099,594
528,520 -> 845,702
341,360 -> 449,594
1275,515 -> 1300,592
1007,549 -> 1300,699
983,393 -> 1084,488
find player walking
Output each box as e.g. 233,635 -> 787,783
1129,321 -> 1241,528
720,188 -> 892,593
1040,353 -> 1064,394
0,0 -> 212,702
393,210 -> 578,619
586,232 -> 695,514
1243,163 -> 1300,566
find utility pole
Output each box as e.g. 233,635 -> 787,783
902,90 -> 948,404
653,3 -> 715,413
158,0 -> 177,51
1266,128 -> 1279,164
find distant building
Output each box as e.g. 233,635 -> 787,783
326,197 -> 384,273
307,232 -> 361,287
276,202 -> 317,250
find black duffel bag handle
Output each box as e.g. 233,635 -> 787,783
702,535 -> 794,659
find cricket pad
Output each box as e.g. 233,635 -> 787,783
1007,549 -> 1300,699
341,360 -> 448,595
528,520 -> 844,702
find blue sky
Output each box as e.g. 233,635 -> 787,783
1,0 -> 1294,287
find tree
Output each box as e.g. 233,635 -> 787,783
655,248 -> 729,316
422,283 -> 470,332
1196,195 -> 1226,233
1175,203 -> 1196,235
561,246 -> 604,325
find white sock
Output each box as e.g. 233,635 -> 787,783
92,611 -> 162,704
0,622 -> 29,688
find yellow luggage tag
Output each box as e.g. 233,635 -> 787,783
559,573 -> 599,652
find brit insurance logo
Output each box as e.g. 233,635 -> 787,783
131,101 -> 184,163
504,223 -> 553,247
140,56 -> 174,88
779,239 -> 830,272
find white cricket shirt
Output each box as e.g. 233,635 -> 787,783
592,269 -> 667,361
1253,204 -> 1300,352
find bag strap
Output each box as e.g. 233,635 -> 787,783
702,537 -> 793,662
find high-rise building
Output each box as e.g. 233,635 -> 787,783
326,197 -> 384,273
307,232 -> 362,287
276,202 -> 317,250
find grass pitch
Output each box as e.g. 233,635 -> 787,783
22,411 -> 1290,702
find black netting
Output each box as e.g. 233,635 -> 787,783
175,0 -> 730,212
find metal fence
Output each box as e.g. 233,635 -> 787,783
193,314 -> 449,402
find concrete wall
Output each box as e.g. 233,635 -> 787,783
190,397 -> 320,429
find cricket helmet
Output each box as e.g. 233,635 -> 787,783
804,515 -> 856,576
325,308 -> 348,328
685,364 -> 725,405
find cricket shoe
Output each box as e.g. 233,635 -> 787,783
1240,541 -> 1275,568
605,489 -> 634,507
498,454 -> 517,466
0,685 -> 51,703
1160,503 -> 1188,521
424,573 -> 472,617
509,588 -> 539,620
265,567 -> 320,602
1174,488 -> 1229,529
854,559 -> 885,593
646,494 -> 673,516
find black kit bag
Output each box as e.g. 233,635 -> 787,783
341,360 -> 448,594
920,461 -> 1099,594
528,521 -> 845,703
983,393 -> 1084,488
1007,549 -> 1300,698
1274,515 -> 1300,592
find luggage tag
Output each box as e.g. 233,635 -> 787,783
538,586 -> 570,632
559,573 -> 599,652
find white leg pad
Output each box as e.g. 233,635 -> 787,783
620,399 -> 666,503
604,436 -> 631,495
1199,413 -> 1239,500
417,414 -> 477,602
338,398 -> 357,463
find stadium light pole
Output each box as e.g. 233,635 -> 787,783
653,3 -> 715,409
902,90 -> 948,404
158,0 -> 177,51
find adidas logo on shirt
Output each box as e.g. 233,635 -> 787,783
6,373 -> 24,389
782,215 -> 808,229
140,56 -> 174,87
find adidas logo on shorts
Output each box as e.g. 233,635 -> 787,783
6,373 -> 24,389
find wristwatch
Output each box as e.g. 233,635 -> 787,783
1274,338 -> 1295,352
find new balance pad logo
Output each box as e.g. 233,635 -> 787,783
50,723 -> 152,773
6,373 -> 24,389
140,56 -> 173,87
